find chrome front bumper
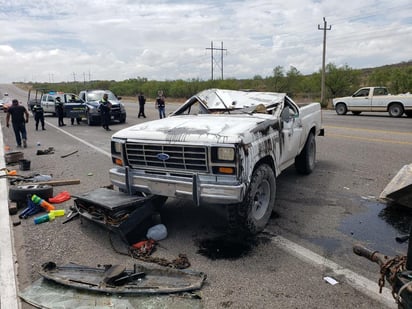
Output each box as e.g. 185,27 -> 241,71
109,166 -> 245,205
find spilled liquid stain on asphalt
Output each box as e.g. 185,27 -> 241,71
340,198 -> 412,256
196,234 -> 271,260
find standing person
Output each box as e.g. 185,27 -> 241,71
69,94 -> 81,125
6,99 -> 29,148
99,93 -> 112,131
137,92 -> 146,118
55,97 -> 66,126
32,102 -> 45,130
155,91 -> 166,119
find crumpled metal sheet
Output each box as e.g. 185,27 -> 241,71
380,163 -> 412,208
19,278 -> 203,309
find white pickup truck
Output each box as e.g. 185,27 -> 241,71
109,89 -> 324,234
332,86 -> 412,117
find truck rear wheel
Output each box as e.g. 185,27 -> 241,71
335,103 -> 347,115
388,103 -> 404,117
295,133 -> 316,175
227,164 -> 276,234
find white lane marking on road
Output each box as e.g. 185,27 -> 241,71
0,126 -> 20,308
48,122 -> 111,158
272,236 -> 397,309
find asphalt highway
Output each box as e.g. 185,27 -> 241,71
2,83 -> 411,308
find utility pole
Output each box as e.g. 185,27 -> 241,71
206,41 -> 227,80
318,17 -> 331,106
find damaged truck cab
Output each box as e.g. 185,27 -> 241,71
109,89 -> 324,234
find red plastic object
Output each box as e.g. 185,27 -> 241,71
49,191 -> 71,203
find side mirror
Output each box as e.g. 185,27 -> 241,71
281,107 -> 290,122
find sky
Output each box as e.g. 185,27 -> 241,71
0,0 -> 411,84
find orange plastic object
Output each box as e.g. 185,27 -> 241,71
49,191 -> 71,203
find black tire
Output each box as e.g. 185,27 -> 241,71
227,164 -> 276,234
295,133 -> 316,175
388,103 -> 404,117
87,113 -> 95,126
335,103 -> 347,115
9,184 -> 53,202
352,111 -> 362,115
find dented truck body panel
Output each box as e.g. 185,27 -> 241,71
109,89 -> 323,207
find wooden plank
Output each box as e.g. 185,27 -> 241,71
23,179 -> 81,186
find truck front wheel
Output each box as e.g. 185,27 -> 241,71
335,103 -> 347,115
227,164 -> 276,234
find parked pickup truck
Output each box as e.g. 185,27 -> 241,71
38,92 -> 87,120
332,86 -> 412,117
79,89 -> 126,126
109,89 -> 324,234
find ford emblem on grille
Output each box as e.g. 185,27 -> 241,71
157,153 -> 170,161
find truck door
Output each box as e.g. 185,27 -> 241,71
41,95 -> 49,112
279,102 -> 302,167
350,88 -> 372,111
371,87 -> 388,112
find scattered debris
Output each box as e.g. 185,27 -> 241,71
19,277 -> 203,308
323,276 -> 339,285
19,198 -> 42,219
19,159 -> 31,171
49,191 -> 71,203
36,147 -> 55,155
29,174 -> 52,182
24,179 -> 80,186
73,188 -> 156,244
8,201 -> 18,215
146,224 -> 168,241
380,163 -> 412,208
60,150 -> 78,158
5,151 -> 24,164
38,261 -> 206,294
62,210 -> 79,224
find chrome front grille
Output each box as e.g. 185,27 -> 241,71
126,143 -> 208,172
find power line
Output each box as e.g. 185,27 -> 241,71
206,41 -> 227,80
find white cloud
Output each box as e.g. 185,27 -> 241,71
0,0 -> 411,83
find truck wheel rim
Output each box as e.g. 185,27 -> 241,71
252,180 -> 270,220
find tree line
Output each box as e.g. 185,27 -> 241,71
20,61 -> 412,107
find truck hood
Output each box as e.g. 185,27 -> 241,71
86,100 -> 121,108
332,96 -> 351,103
113,114 -> 279,144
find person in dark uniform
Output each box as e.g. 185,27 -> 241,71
69,94 -> 81,125
33,102 -> 45,130
99,93 -> 112,131
137,92 -> 146,118
55,97 -> 65,126
6,99 -> 29,148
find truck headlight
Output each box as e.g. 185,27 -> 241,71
111,139 -> 125,166
217,147 -> 235,161
113,142 -> 122,155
